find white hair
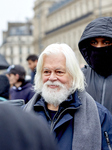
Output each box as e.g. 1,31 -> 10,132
34,43 -> 85,93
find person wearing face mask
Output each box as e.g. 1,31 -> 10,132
78,17 -> 112,114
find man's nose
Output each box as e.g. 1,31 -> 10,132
96,42 -> 103,47
49,73 -> 57,81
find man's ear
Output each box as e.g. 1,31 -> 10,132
15,74 -> 19,80
35,60 -> 38,63
35,60 -> 38,66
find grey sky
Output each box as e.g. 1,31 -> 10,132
0,0 -> 35,46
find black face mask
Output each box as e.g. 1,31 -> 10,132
82,45 -> 112,77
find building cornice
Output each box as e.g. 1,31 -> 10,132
45,12 -> 93,35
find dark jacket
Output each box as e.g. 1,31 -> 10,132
0,75 -> 10,99
78,17 -> 112,114
0,103 -> 57,150
24,91 -> 112,150
10,81 -> 35,104
82,65 -> 112,113
31,69 -> 36,85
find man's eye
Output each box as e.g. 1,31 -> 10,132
104,41 -> 112,45
58,71 -> 61,73
90,41 -> 97,45
43,71 -> 50,74
56,71 -> 64,75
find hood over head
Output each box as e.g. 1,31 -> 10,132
78,17 -> 112,77
79,17 -> 112,47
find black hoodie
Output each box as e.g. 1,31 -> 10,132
78,17 -> 112,114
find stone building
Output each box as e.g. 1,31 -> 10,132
33,0 -> 112,65
0,21 -> 34,72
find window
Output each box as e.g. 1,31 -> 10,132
27,47 -> 30,54
19,46 -> 22,54
20,57 -> 22,63
10,47 -> 13,55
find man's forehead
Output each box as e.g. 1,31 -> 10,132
43,53 -> 66,65
43,67 -> 65,70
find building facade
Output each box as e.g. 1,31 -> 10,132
33,0 -> 112,65
0,21 -> 34,73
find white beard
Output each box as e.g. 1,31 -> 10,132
41,81 -> 73,107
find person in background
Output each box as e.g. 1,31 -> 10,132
24,43 -> 112,150
26,54 -> 38,84
7,65 -> 35,104
0,103 -> 57,150
78,17 -> 112,114
0,75 -> 10,101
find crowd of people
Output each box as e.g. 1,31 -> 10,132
0,16 -> 112,150
0,55 -> 38,104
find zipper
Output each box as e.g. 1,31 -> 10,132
35,102 -> 81,132
104,131 -> 112,150
101,79 -> 106,105
50,106 -> 80,132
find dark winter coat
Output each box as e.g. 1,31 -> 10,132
0,103 -> 57,150
78,17 -> 112,114
0,75 -> 10,99
31,69 -> 36,85
82,65 -> 112,113
10,81 -> 35,104
24,91 -> 112,150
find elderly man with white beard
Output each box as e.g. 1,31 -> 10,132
24,43 -> 112,150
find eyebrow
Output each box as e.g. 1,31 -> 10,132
43,67 -> 65,70
43,68 -> 49,70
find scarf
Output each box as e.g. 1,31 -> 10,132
72,91 -> 101,150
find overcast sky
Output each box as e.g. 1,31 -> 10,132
0,0 -> 35,46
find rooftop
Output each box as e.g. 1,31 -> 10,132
49,0 -> 73,14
